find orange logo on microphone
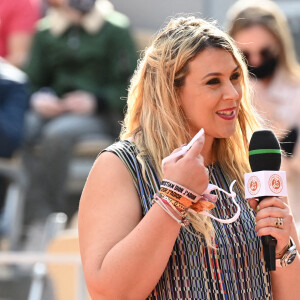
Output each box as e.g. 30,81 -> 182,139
248,176 -> 261,195
269,174 -> 283,194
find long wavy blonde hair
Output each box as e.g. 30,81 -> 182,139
121,16 -> 262,244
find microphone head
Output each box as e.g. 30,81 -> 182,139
249,130 -> 281,171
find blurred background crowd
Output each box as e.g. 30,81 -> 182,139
1,0 -> 300,299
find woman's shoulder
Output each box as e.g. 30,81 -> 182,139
102,139 -> 139,159
105,139 -> 136,151
97,139 -> 141,173
92,140 -> 137,184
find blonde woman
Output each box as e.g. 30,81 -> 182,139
78,16 -> 300,299
227,0 -> 300,231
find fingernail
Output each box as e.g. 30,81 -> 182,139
256,205 -> 260,212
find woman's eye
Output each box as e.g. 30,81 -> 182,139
206,78 -> 220,85
231,72 -> 241,80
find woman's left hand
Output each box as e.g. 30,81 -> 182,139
249,197 -> 293,255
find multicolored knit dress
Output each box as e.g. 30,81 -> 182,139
104,140 -> 272,299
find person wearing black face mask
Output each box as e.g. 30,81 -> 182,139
244,47 -> 279,79
226,0 -> 300,233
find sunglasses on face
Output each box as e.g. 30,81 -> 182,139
242,47 -> 277,61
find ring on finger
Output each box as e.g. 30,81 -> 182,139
275,217 -> 283,229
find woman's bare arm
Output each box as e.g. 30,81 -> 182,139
78,152 -> 181,299
78,138 -> 208,299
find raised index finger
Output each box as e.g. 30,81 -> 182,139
185,134 -> 205,158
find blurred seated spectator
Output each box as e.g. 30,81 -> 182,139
0,58 -> 29,210
226,0 -> 300,229
0,0 -> 41,69
22,0 -> 137,224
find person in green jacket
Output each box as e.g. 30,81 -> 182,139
22,0 -> 137,224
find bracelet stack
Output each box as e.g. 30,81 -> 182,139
161,179 -> 203,203
153,179 -> 216,226
153,193 -> 190,226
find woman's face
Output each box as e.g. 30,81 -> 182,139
233,24 -> 280,67
179,47 -> 242,141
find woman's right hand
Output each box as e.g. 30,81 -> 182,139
162,136 -> 209,196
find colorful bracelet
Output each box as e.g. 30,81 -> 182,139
160,187 -> 193,208
161,179 -> 203,203
189,199 -> 215,212
158,192 -> 187,216
153,194 -> 190,226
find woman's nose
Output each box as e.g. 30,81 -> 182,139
247,52 -> 263,67
223,81 -> 240,101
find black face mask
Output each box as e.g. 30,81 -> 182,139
243,48 -> 279,79
247,56 -> 278,79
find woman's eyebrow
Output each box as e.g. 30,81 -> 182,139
202,66 -> 240,80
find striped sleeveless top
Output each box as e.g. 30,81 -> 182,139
104,140 -> 272,299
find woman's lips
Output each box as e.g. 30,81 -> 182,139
216,107 -> 237,120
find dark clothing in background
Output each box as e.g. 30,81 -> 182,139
22,3 -> 138,223
0,78 -> 29,157
0,59 -> 29,210
0,58 -> 29,157
25,11 -> 137,114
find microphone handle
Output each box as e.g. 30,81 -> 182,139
259,196 -> 277,271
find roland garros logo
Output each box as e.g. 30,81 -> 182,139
247,176 -> 261,195
268,174 -> 283,194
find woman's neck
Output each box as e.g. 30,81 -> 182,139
201,135 -> 215,166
